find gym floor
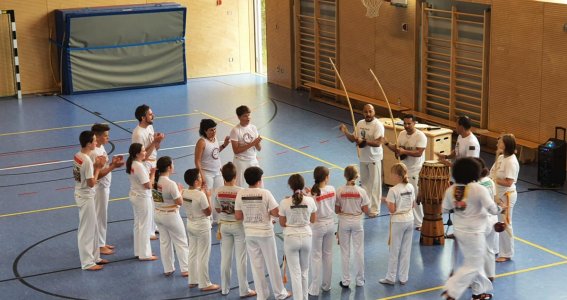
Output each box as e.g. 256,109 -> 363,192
1,74 -> 566,300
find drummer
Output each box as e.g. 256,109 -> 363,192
385,114 -> 427,231
435,115 -> 480,166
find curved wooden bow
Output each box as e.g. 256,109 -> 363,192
369,68 -> 400,162
329,58 -> 360,158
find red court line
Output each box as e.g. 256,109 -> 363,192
276,150 -> 289,156
298,145 -> 310,150
56,186 -> 74,191
319,140 -> 329,144
18,192 -> 37,196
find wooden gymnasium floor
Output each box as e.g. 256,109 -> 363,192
1,74 -> 566,300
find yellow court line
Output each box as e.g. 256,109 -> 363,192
199,111 -> 344,170
0,112 -> 200,137
515,236 -> 567,260
377,260 -> 567,300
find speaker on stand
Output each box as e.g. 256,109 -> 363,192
536,127 -> 566,188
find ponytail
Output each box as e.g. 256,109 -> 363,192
288,174 -> 305,206
126,143 -> 143,174
391,163 -> 409,184
311,166 -> 329,196
344,165 -> 359,182
155,156 -> 173,189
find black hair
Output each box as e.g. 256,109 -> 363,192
311,166 -> 329,197
288,174 -> 305,206
244,166 -> 263,186
79,131 -> 95,148
91,123 -> 110,134
402,114 -> 415,121
457,115 -> 472,130
473,157 -> 490,178
126,143 -> 143,174
134,104 -> 150,122
155,156 -> 173,189
452,157 -> 481,184
184,168 -> 200,187
236,105 -> 251,117
221,162 -> 237,182
199,119 -> 217,137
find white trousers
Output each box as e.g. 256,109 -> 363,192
338,216 -> 365,286
359,161 -> 382,215
220,222 -> 251,296
408,173 -> 423,227
446,231 -> 493,298
154,210 -> 189,273
234,157 -> 259,187
94,185 -> 110,247
129,192 -> 153,259
308,220 -> 335,295
498,191 -> 517,258
187,220 -> 213,288
485,215 -> 499,278
246,235 -> 288,300
284,233 -> 312,300
143,161 -> 158,235
385,221 -> 413,282
75,193 -> 101,269
204,169 -> 223,222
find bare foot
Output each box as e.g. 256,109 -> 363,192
139,255 -> 158,261
100,247 -> 114,255
201,284 -> 220,291
240,290 -> 257,298
150,235 -> 158,240
496,257 -> 511,263
164,271 -> 174,276
96,259 -> 110,265
86,265 -> 103,271
105,244 -> 115,249
189,284 -> 198,288
284,291 -> 292,299
181,271 -> 189,277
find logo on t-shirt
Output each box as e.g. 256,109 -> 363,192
212,147 -> 219,159
73,155 -> 83,183
469,146 -> 476,150
152,188 -> 164,203
243,133 -> 253,144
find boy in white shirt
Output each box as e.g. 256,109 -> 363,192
230,105 -> 262,186
235,167 -> 291,300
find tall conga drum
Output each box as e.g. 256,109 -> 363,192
418,161 -> 450,245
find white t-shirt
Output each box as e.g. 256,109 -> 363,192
442,182 -> 499,233
386,183 -> 415,223
478,176 -> 498,227
356,118 -> 384,162
455,133 -> 480,159
397,129 -> 427,174
490,154 -> 519,198
200,137 -> 221,173
182,189 -> 210,224
312,185 -> 336,222
153,176 -> 181,209
230,124 -> 259,161
90,145 -> 111,188
214,185 -> 243,222
128,160 -> 151,197
235,188 -> 278,237
73,152 -> 95,198
336,185 -> 370,216
132,125 -> 157,163
279,195 -> 317,236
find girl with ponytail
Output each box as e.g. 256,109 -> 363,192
308,166 -> 336,295
279,174 -> 317,300
126,143 -> 157,261
152,156 -> 189,277
379,162 -> 415,285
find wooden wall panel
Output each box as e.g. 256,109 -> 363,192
540,2 -> 567,142
374,1 -> 417,110
488,0 -> 543,142
266,0 -> 293,88
338,0 -> 376,98
0,13 -> 15,97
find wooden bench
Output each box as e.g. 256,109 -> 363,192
304,82 -> 410,114
407,110 -> 540,163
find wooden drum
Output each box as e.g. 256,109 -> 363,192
418,160 -> 450,246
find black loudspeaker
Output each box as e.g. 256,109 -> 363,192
538,127 -> 566,187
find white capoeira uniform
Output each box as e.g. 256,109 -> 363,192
490,153 -> 519,259
229,123 -> 259,186
455,133 -> 480,159
153,176 -> 189,274
235,188 -> 289,300
182,188 -> 213,288
199,137 -> 223,222
213,185 -> 254,296
356,118 -> 384,216
279,195 -> 317,300
442,182 -> 499,299
308,185 -> 336,295
336,185 -> 370,286
73,152 -> 102,269
132,124 -> 159,235
128,160 -> 153,259
397,129 -> 427,228
478,176 -> 498,279
90,145 -> 111,248
384,182 -> 415,283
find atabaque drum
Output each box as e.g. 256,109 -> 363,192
418,160 -> 450,245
